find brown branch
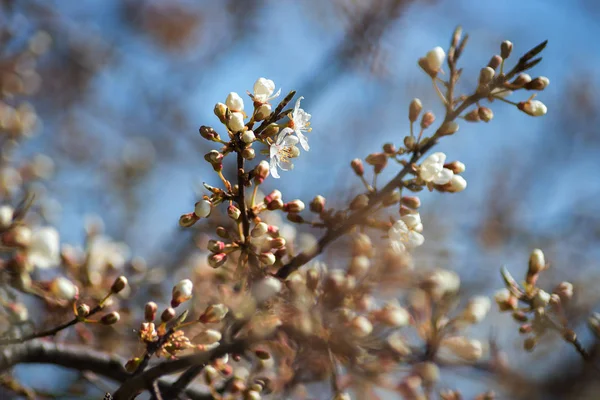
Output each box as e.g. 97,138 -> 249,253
0,340 -> 212,400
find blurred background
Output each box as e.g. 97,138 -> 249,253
2,0 -> 600,398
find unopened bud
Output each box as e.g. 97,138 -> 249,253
527,248 -> 546,277
199,125 -> 220,141
242,130 -> 255,144
110,276 -> 128,294
401,196 -> 421,209
420,112 -> 435,129
251,222 -> 268,237
478,107 -> 493,122
255,103 -> 272,121
487,55 -> 502,70
553,281 -> 573,301
351,159 -> 364,176
365,152 -> 388,174
254,161 -> 270,184
350,194 -> 369,210
350,315 -> 373,337
242,147 -> 255,160
76,303 -> 91,318
101,311 -> 120,325
196,329 -> 222,344
216,227 -> 229,239
179,212 -> 199,228
268,237 -> 286,249
228,205 -> 241,220
283,200 -> 305,213
404,135 -> 416,150
512,73 -> 532,88
438,121 -> 459,136
208,240 -> 225,253
161,307 -> 176,323
382,190 -> 401,206
523,337 -> 536,352
208,253 -> 228,268
199,304 -> 229,323
409,99 -> 423,123
266,198 -> 283,211
286,213 -> 304,223
500,40 -> 513,59
309,195 -> 326,213
214,102 -> 228,123
259,252 -> 276,266
479,67 -> 495,86
194,200 -> 212,218
525,76 -> 550,91
145,302 -> 158,322
171,279 -> 193,307
464,109 -> 480,122
352,233 -> 372,256
444,161 -> 465,174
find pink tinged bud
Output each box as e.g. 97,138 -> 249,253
199,125 -> 219,141
50,277 -> 78,301
401,196 -> 421,209
101,311 -> 120,325
309,195 -> 326,213
228,112 -> 245,132
171,279 -> 193,308
409,98 -> 423,122
207,239 -> 225,253
494,289 -> 517,311
351,158 -> 364,176
283,200 -> 305,213
194,200 -> 212,218
110,276 -> 128,294
179,212 -> 199,227
518,99 -> 547,117
145,301 -> 158,322
500,40 -> 513,59
254,161 -> 270,184
264,190 -> 281,204
241,130 -> 255,143
226,92 -> 244,112
420,111 -> 435,129
227,205 -> 241,221
266,198 -> 283,211
425,46 -> 446,73
382,189 -> 401,206
259,252 -> 276,266
199,303 -> 229,323
208,253 -> 228,268
161,307 -> 176,323
350,315 -> 373,337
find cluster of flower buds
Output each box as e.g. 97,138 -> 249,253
496,249 -> 578,352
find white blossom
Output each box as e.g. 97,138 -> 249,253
172,279 -> 194,306
252,78 -> 281,103
425,46 -> 446,72
521,100 -> 547,117
27,227 -> 61,269
290,97 -> 312,151
225,92 -> 244,112
448,175 -> 467,192
419,152 -> 454,185
439,336 -> 483,362
50,276 -> 78,300
228,112 -> 245,132
241,130 -> 255,143
389,215 -> 424,253
194,200 -> 212,218
462,296 -> 491,323
269,128 -> 299,179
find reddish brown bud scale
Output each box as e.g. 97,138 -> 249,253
351,159 -> 364,176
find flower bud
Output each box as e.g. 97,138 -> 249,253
179,212 -> 199,227
420,111 -> 435,129
266,198 -> 283,211
227,205 -> 241,220
161,307 -> 176,323
440,337 -> 483,361
242,148 -> 255,160
348,255 -> 370,278
350,315 -> 373,337
401,196 -> 421,209
242,130 -> 255,143
50,277 -> 78,301
532,289 -> 551,309
525,76 -> 550,91
195,329 -> 222,345
487,55 -> 502,70
145,302 -> 158,322
259,252 -> 276,266
382,189 -> 401,206
424,46 -> 445,73
194,200 -> 212,218
251,222 -> 268,238
0,205 -> 14,230
349,194 -> 369,210
553,281 -> 573,301
214,102 -> 227,123
479,67 -> 495,86
252,276 -> 282,303
287,213 -> 304,223
447,175 -> 467,192
309,195 -> 326,213
378,303 -> 410,327
523,337 -> 536,352
351,158 -> 364,176
513,73 -> 532,88
216,227 -> 229,239
199,125 -> 219,141
110,276 -> 128,294
494,289 -> 517,311
199,303 -> 229,323
478,107 -> 493,122
171,279 -> 193,307
365,152 -> 387,173
438,121 -> 459,136
255,103 -> 271,121
208,253 -> 228,268
76,303 -> 91,318
464,109 -> 480,122
414,362 -> 440,384
383,143 -> 396,155
226,92 -> 244,112
254,161 -> 270,184
500,40 -> 513,59
268,237 -> 286,249
462,296 -> 491,323
228,112 -> 245,132
588,313 -> 600,337
352,233 -> 372,256
203,365 -> 219,385
283,200 -> 305,213
518,99 -> 547,117
101,311 -> 120,325
409,98 -> 423,122
443,161 -> 465,174
528,249 -> 546,277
